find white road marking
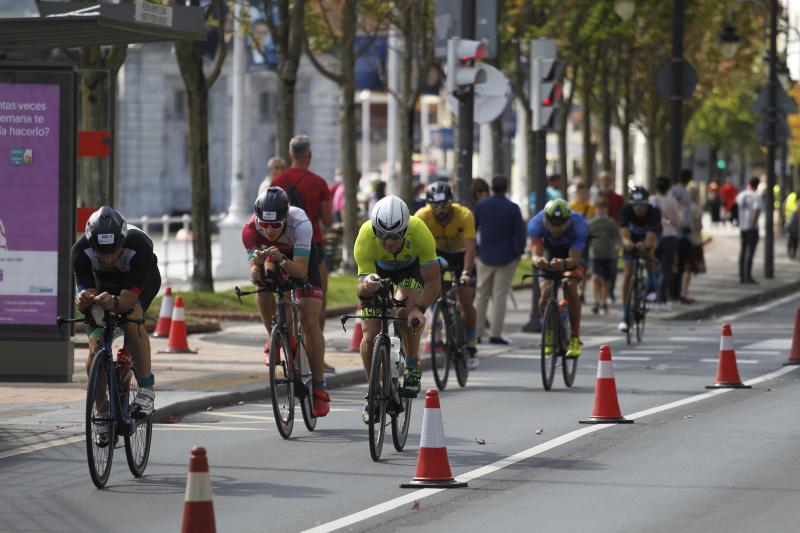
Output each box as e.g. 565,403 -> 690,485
618,350 -> 673,355
154,423 -> 270,431
718,292 -> 800,322
496,354 -> 650,361
582,336 -> 619,347
700,358 -> 759,364
741,339 -> 791,351
612,356 -> 652,361
497,354 -> 540,359
0,435 -> 83,460
735,350 -> 780,356
668,336 -> 709,342
302,365 -> 799,533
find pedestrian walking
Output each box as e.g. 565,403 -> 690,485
678,187 -> 705,304
736,177 -> 764,284
474,176 -> 527,345
257,156 -> 287,196
651,176 -> 682,310
671,169 -> 694,301
587,199 -> 619,314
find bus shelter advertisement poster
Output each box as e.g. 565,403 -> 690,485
0,83 -> 60,325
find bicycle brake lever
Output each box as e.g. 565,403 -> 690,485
234,286 -> 244,305
340,315 -> 348,332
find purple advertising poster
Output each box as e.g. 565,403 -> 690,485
0,83 -> 60,325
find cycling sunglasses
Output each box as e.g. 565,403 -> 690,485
256,219 -> 284,231
373,227 -> 407,241
431,201 -> 451,210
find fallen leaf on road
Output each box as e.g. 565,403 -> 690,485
411,500 -> 420,510
167,415 -> 179,424
474,437 -> 486,445
238,401 -> 245,405
206,406 -> 214,411
535,428 -> 543,435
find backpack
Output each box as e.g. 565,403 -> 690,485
286,175 -> 305,211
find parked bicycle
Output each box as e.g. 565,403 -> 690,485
235,266 -> 315,439
524,269 -> 578,391
625,250 -> 647,345
341,278 -> 416,462
57,307 -> 152,488
429,263 -> 469,390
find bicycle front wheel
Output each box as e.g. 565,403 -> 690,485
368,336 -> 390,461
540,303 -> 559,391
391,395 -> 412,452
86,352 -> 115,488
635,275 -> 647,343
430,301 -> 450,390
298,339 -> 317,432
124,370 -> 152,478
625,279 -> 636,345
269,328 -> 295,439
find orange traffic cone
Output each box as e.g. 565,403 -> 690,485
163,296 -> 196,353
350,305 -> 363,352
153,286 -> 173,337
400,389 -> 467,489
707,323 -> 751,389
181,446 -> 216,533
580,345 -> 633,424
783,308 -> 800,366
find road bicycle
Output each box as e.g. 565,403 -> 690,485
429,264 -> 469,390
57,307 -> 152,488
235,266 -> 316,439
524,268 -> 578,391
625,249 -> 647,345
341,278 -> 416,462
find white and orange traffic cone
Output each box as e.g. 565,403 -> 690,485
580,345 -> 633,424
163,296 -> 196,353
400,389 -> 467,489
350,305 -> 363,352
707,323 -> 751,389
181,446 -> 216,533
783,309 -> 800,366
153,286 -> 173,337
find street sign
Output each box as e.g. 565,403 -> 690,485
750,84 -> 798,115
755,116 -> 792,145
434,0 -> 497,59
530,38 -> 566,132
445,63 -> 512,123
655,59 -> 698,100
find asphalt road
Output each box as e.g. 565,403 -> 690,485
1,295 -> 799,532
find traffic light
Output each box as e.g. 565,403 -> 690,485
531,38 -> 566,132
445,37 -> 488,95
716,159 -> 727,170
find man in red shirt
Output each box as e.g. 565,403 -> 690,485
271,135 -> 334,331
720,178 -> 739,226
595,171 -> 624,222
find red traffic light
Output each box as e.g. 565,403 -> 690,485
542,83 -> 563,107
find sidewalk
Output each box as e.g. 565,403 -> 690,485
1,223 -> 798,453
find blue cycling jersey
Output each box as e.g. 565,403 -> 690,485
527,210 -> 588,257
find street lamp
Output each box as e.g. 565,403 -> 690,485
614,0 -> 636,21
719,23 -> 742,59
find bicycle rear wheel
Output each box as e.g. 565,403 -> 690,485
391,358 -> 412,454
541,302 -> 559,391
269,328 -> 295,439
430,301 -> 449,390
625,277 -> 636,345
368,336 -> 390,461
635,271 -> 647,343
298,339 -> 317,432
124,369 -> 152,478
86,352 -> 115,488
452,313 -> 469,388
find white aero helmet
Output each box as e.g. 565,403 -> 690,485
371,195 -> 410,239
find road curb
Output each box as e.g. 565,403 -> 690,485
666,280 -> 800,321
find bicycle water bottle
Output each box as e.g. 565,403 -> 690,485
389,337 -> 401,380
117,347 -> 133,392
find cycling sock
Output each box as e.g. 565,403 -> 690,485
137,374 -> 155,387
313,379 -> 326,390
467,329 -> 477,346
622,305 -> 630,320
405,357 -> 417,368
647,273 -> 657,291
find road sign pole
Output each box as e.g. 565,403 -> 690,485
669,0 -> 684,183
765,0 -> 777,279
522,127 -> 547,333
456,0 -> 476,208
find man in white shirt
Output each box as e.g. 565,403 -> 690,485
651,177 -> 682,309
736,177 -> 764,284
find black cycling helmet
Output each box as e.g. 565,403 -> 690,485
544,199 -> 571,227
629,186 -> 650,205
425,181 -> 453,205
254,186 -> 290,223
85,206 -> 128,255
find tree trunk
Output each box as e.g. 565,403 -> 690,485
646,132 -> 657,189
276,74 -> 296,159
526,108 -> 537,208
176,41 -> 214,292
581,104 -> 593,188
397,12 -> 414,206
273,0 -> 305,158
339,0 -> 359,272
620,122 -> 631,199
491,116 -> 504,176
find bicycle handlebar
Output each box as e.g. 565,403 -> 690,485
234,265 -> 309,305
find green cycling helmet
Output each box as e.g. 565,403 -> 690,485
544,199 -> 571,226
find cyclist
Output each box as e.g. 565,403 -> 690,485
415,182 -> 479,369
71,206 -> 161,443
528,199 -> 588,358
354,195 -> 441,422
242,187 -> 330,417
618,186 -> 662,333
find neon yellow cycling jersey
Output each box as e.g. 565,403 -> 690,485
415,202 -> 476,253
354,216 -> 438,277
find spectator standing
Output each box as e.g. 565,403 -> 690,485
671,169 -> 693,301
569,182 -> 595,219
784,190 -> 798,258
707,180 -> 722,225
720,177 -> 739,226
736,177 -> 764,284
650,176 -> 682,310
474,176 -> 527,344
587,199 -> 619,314
271,135 -> 334,339
329,168 -> 344,222
679,186 -> 705,303
593,170 -> 624,302
411,182 -> 427,213
367,180 -> 387,215
472,178 -> 490,204
546,174 -> 564,201
257,156 -> 287,196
